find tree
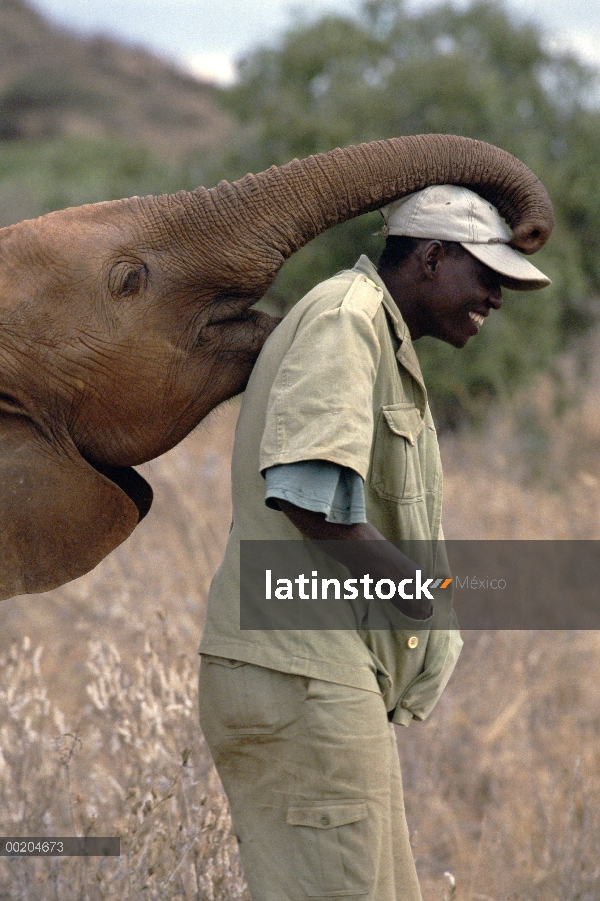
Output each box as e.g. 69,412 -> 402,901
210,0 -> 600,427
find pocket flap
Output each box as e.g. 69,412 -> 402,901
382,405 -> 424,446
286,802 -> 367,830
201,655 -> 245,668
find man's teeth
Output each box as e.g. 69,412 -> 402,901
469,312 -> 484,327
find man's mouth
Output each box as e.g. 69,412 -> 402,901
469,311 -> 485,330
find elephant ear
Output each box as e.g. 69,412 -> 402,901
0,415 -> 152,600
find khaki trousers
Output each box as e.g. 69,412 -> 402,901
198,655 -> 422,901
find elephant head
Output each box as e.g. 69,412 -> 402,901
0,134 -> 553,600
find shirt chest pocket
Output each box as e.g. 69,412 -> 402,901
369,404 -> 425,502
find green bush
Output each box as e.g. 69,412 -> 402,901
0,135 -> 195,218
0,137 -> 204,232
0,70 -> 106,140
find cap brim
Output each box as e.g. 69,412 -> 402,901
461,242 -> 551,291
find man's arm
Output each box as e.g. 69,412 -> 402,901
277,499 -> 433,621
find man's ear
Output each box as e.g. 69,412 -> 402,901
421,240 -> 444,277
0,416 -> 152,601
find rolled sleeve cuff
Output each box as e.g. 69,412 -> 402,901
264,460 -> 367,524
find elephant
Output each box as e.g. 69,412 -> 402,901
0,134 -> 553,601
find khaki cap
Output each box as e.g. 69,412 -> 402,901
381,185 -> 551,291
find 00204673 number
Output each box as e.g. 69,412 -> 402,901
2,840 -> 64,855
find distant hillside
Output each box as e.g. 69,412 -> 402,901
0,0 -> 236,159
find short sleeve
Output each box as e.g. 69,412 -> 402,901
259,276 -> 382,479
264,460 -> 367,524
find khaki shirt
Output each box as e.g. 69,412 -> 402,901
200,256 -> 462,725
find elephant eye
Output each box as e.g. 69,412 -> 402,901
0,392 -> 26,415
109,260 -> 148,299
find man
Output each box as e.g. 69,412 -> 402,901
198,185 -> 550,901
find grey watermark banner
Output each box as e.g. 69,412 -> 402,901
0,837 -> 120,856
240,540 -> 600,629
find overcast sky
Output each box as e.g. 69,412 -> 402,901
29,0 -> 600,84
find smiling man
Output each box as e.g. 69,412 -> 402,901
198,184 -> 551,901
378,184 -> 549,348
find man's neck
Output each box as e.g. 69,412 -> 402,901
377,263 -> 424,341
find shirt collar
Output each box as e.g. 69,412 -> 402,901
353,255 -> 406,341
352,256 -> 427,404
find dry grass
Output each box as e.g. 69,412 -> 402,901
2,340 -> 600,899
403,630 -> 600,901
0,634 -> 248,900
441,336 -> 600,540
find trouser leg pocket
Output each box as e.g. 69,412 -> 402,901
286,801 -> 372,897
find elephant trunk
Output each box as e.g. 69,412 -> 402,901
174,134 -> 553,303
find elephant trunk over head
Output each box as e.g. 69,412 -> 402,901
0,134 -> 553,600
169,134 -> 552,304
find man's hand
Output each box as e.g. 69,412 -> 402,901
277,500 -> 433,620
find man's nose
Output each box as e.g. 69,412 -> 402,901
488,285 -> 503,310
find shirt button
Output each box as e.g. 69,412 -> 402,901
320,815 -> 330,826
407,636 -> 419,649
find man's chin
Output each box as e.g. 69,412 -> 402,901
442,333 -> 470,349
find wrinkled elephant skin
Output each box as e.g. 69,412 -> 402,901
0,135 -> 554,600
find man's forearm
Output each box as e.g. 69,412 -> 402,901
277,500 -> 433,620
